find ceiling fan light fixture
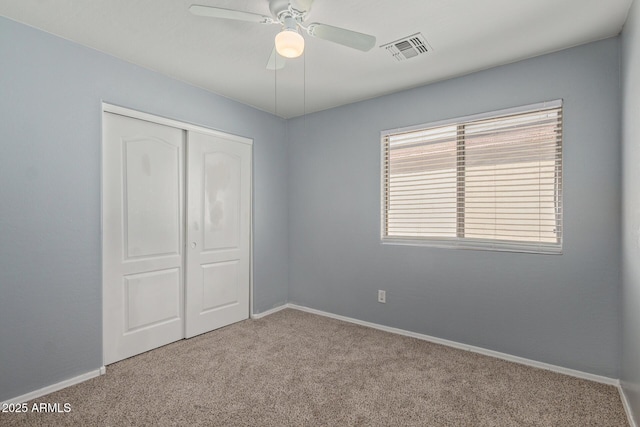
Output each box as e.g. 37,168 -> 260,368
275,28 -> 305,58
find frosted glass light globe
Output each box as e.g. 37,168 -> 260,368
275,29 -> 305,58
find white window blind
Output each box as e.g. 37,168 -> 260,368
381,100 -> 563,254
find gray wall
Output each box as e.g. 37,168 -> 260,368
0,17 -> 288,401
622,0 -> 640,421
288,38 -> 621,377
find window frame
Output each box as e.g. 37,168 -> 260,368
380,100 -> 563,254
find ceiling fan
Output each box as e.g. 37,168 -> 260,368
189,0 -> 376,70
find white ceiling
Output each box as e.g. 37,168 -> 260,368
0,0 -> 633,118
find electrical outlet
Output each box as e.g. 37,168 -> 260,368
378,290 -> 386,303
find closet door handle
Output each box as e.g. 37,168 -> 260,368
190,242 -> 197,249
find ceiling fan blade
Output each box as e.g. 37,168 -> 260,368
306,23 -> 376,52
266,47 -> 286,70
189,5 -> 275,24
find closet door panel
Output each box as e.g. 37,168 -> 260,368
185,131 -> 250,338
202,151 -> 241,252
103,113 -> 184,365
123,138 -> 180,258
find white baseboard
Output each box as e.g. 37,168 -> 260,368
1,367 -> 105,405
619,382 -> 639,427
286,303 -> 619,386
251,303 -> 289,319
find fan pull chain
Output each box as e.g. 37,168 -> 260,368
274,42 -> 278,117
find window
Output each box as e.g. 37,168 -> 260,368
381,100 -> 563,254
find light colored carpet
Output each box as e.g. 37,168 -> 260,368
1,308 -> 628,426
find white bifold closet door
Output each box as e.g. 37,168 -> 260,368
103,112 -> 250,365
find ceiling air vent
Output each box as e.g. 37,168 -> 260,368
381,33 -> 431,62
